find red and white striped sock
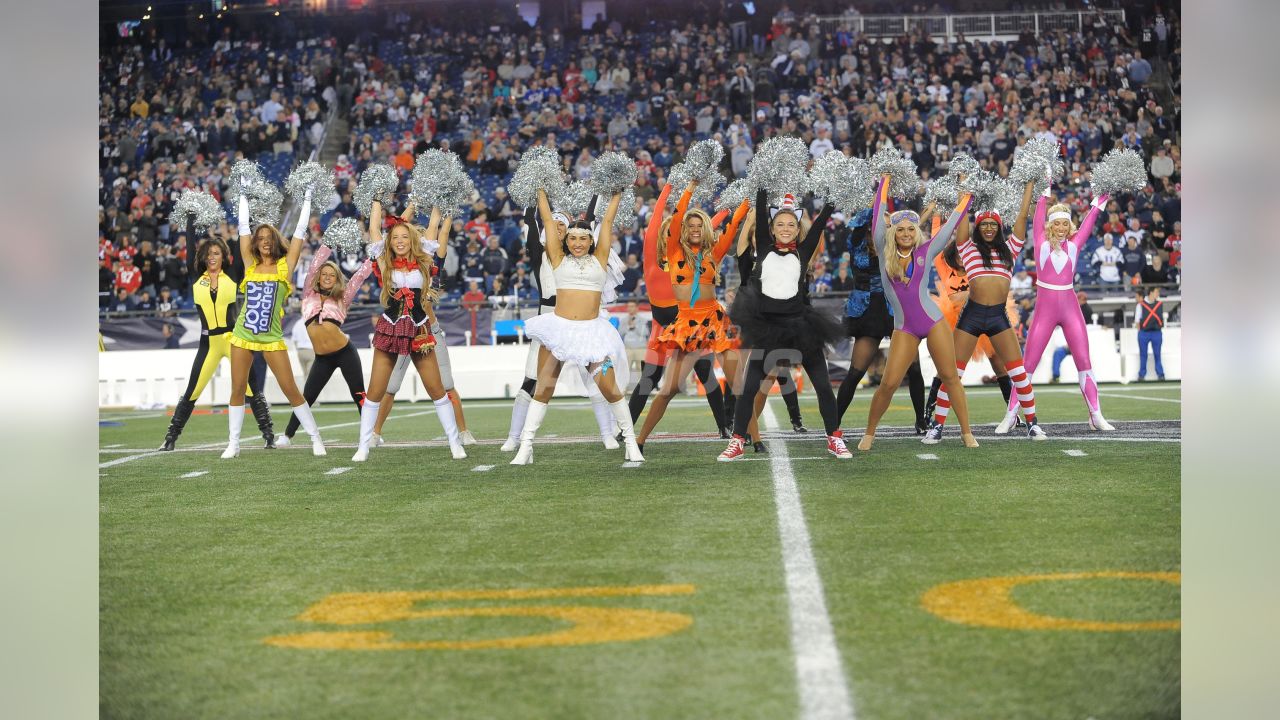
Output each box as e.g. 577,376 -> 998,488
1006,361 -> 1037,424
932,362 -> 966,426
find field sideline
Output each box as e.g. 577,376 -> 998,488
100,382 -> 1180,719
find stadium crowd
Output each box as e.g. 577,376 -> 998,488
99,0 -> 1180,339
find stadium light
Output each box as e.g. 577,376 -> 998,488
274,10 -> 280,16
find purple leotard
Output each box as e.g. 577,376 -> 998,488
871,176 -> 972,339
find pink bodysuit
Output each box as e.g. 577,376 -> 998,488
301,245 -> 373,326
1012,191 -> 1108,415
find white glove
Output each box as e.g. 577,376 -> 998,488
293,187 -> 314,240
238,194 -> 251,236
1090,193 -> 1110,210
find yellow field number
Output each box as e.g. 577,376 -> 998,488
921,571 -> 1180,631
264,584 -> 695,650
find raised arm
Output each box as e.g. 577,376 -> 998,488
754,188 -> 775,263
421,204 -> 440,242
1011,180 -> 1036,244
184,218 -> 199,278
713,199 -> 751,261
643,183 -> 673,275
236,187 -> 253,269
1031,184 -> 1049,247
435,211 -> 451,260
536,188 -> 563,266
369,197 -> 384,245
927,192 -> 973,263
594,192 -> 622,265
870,175 -> 890,258
401,201 -> 418,223
799,200 -> 834,265
302,243 -> 332,299
286,186 -> 313,275
342,251 -> 375,308
1074,192 -> 1110,261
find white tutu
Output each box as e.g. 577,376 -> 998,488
524,312 -> 630,390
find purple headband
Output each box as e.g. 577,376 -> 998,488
889,209 -> 920,226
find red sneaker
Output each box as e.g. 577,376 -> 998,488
827,432 -> 852,459
717,436 -> 747,462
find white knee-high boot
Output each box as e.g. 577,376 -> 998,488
510,400 -> 547,465
502,388 -> 532,452
221,404 -> 244,459
292,403 -> 326,456
592,395 -> 620,449
352,399 -> 380,462
610,400 -> 644,462
434,396 -> 467,459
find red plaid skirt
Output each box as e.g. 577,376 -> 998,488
374,314 -> 435,355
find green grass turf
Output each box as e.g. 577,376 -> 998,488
100,382 -> 1180,719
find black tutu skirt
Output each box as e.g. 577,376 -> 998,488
842,293 -> 894,340
729,284 -> 844,357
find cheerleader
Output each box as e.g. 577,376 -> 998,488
275,233 -> 374,446
498,203 -> 626,453
351,199 -> 466,462
635,181 -> 750,452
221,183 -> 326,458
625,182 -> 732,437
509,187 -> 641,465
158,223 -> 276,451
855,175 -> 976,451
718,191 -> 847,461
833,208 -> 929,433
371,205 -> 478,448
929,178 -> 1046,441
996,179 -> 1114,431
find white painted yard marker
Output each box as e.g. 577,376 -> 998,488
916,453 -> 939,460
621,461 -> 643,468
761,401 -> 856,720
324,467 -> 353,475
471,465 -> 495,472
1063,449 -> 1088,457
180,471 -> 208,478
104,443 -> 124,449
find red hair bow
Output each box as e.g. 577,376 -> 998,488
383,215 -> 406,230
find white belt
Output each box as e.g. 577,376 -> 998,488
1036,280 -> 1074,291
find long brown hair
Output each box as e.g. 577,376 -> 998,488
377,223 -> 440,310
196,236 -> 231,274
311,260 -> 347,299
250,224 -> 289,267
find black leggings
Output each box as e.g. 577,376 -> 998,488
733,346 -> 837,436
627,357 -> 725,429
284,342 -> 365,437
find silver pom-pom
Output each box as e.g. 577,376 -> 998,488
747,136 -> 812,203
974,176 -> 1024,227
1090,148 -> 1148,197
924,175 -> 960,210
556,181 -> 595,218
171,190 -> 225,233
411,149 -> 475,214
946,152 -> 982,182
957,167 -> 997,198
869,147 -> 920,200
284,161 -> 337,209
354,164 -> 399,219
1010,138 -> 1065,195
716,178 -> 756,212
606,188 -> 639,233
322,217 -> 365,254
250,184 -> 283,228
683,139 -> 724,177
667,161 -> 726,209
808,153 -> 873,214
509,145 -> 567,209
223,159 -> 266,208
587,151 -> 638,196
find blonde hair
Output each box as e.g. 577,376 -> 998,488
679,208 -> 722,284
1046,203 -> 1077,239
250,224 -> 289,267
311,260 -> 347,299
882,218 -> 927,284
657,215 -> 673,270
377,223 -> 440,310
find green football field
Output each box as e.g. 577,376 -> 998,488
99,381 -> 1180,719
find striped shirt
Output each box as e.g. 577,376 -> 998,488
955,234 -> 1025,281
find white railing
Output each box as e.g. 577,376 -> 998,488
811,8 -> 1125,41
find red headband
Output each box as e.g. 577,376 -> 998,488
975,210 -> 1002,226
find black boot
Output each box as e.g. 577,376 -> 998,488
784,391 -> 807,433
159,397 -> 196,451
248,393 -> 277,449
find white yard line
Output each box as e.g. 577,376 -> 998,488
324,467 -> 353,476
1063,449 -> 1089,457
761,401 -> 856,720
917,453 -> 939,460
471,465 -> 495,472
1099,392 -> 1181,404
179,470 -> 208,478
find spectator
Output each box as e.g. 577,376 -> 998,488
1164,221 -> 1182,266
115,257 -> 142,296
1140,254 -> 1172,289
1123,218 -> 1147,250
1092,234 -> 1124,294
1010,268 -> 1034,299
619,301 -> 649,375
1150,145 -> 1175,182
481,236 -> 510,288
1120,236 -> 1147,287
162,322 -> 180,349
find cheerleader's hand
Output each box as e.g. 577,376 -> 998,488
239,174 -> 251,190
1042,167 -> 1054,196
1090,192 -> 1110,210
